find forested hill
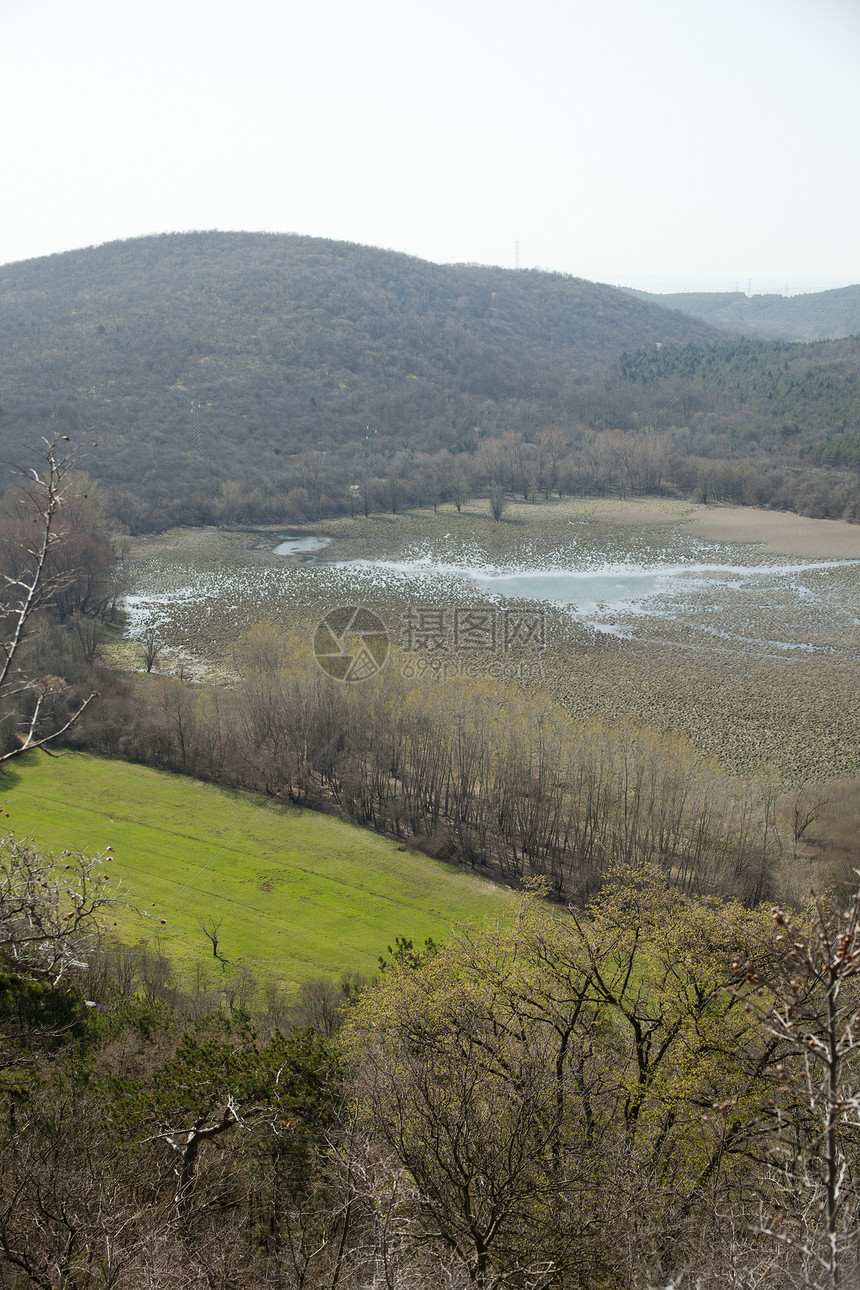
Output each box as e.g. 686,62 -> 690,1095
625,284 -> 860,342
0,231 -> 722,522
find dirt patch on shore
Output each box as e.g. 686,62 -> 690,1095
684,506 -> 860,558
541,498 -> 860,559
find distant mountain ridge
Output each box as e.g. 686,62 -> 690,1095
625,284 -> 860,342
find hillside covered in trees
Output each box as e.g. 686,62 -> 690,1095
627,283 -> 860,342
1,232 -> 860,529
0,232 -> 721,527
615,334 -> 860,437
0,233 -> 713,443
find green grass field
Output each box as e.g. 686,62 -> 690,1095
0,753 -> 512,986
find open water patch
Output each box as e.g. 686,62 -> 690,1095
274,534 -> 332,558
334,554 -> 860,646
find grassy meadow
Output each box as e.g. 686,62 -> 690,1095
0,753 -> 512,988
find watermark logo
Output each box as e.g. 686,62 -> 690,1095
400,607 -> 546,654
401,655 -> 545,682
313,606 -> 389,682
314,604 -> 546,683
399,606 -> 546,682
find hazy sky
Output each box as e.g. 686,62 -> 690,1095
2,0 -> 858,292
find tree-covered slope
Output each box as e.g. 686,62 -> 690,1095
615,335 -> 860,439
0,231 -> 721,500
626,284 -> 860,342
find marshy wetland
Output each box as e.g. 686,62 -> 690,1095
121,497 -> 860,784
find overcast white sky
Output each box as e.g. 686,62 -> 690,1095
1,0 -> 858,293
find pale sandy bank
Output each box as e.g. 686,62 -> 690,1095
685,506 -> 860,558
567,498 -> 860,559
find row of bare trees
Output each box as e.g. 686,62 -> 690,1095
74,623 -> 827,907
93,418 -> 860,533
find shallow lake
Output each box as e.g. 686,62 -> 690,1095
122,529 -> 860,664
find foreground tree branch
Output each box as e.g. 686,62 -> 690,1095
0,437 -> 100,761
735,884 -> 860,1290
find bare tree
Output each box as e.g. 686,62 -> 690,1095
792,784 -> 830,858
70,609 -> 107,663
199,914 -> 224,960
140,625 -> 162,673
0,438 -> 98,761
737,885 -> 860,1290
488,478 -> 508,522
0,834 -> 116,986
0,833 -> 117,1071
